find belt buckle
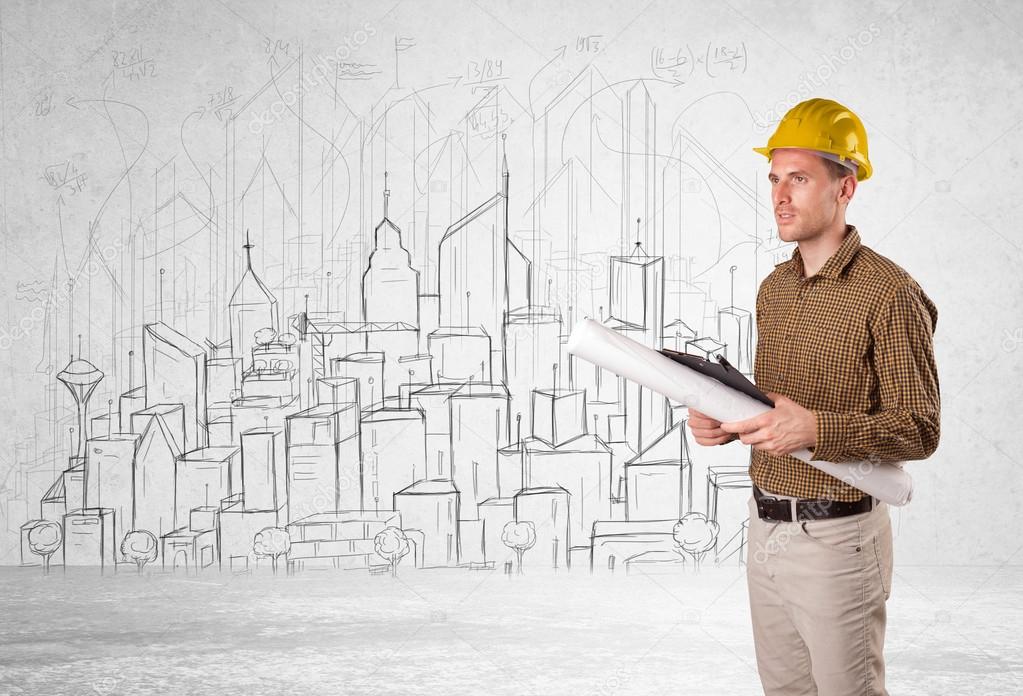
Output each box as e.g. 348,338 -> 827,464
757,495 -> 794,522
755,496 -> 771,520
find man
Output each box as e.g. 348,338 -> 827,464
687,98 -> 940,696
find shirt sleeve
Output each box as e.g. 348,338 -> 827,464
809,280 -> 941,464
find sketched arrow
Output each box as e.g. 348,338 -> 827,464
527,44 -> 567,119
67,95 -> 149,239
64,94 -> 148,298
55,194 -> 73,277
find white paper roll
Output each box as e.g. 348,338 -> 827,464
566,317 -> 913,506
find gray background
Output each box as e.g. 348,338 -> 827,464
0,1 -> 1020,693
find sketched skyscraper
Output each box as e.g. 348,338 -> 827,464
57,356 -> 104,459
437,139 -> 510,384
229,233 -> 279,371
362,173 -> 421,327
358,173 -> 423,398
605,241 -> 666,452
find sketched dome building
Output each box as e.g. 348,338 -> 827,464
57,357 -> 104,458
57,357 -> 104,393
229,235 -> 279,370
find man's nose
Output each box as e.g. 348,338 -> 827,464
773,182 -> 791,205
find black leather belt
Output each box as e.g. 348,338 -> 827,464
753,485 -> 873,522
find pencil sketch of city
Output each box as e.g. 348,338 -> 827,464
1,1 -> 1019,694
6,11 -> 767,579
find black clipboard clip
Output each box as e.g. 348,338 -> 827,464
657,348 -> 775,408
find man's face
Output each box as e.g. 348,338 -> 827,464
768,148 -> 854,243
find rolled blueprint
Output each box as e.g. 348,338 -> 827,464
566,317 -> 913,506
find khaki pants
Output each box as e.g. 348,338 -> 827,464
745,492 -> 894,696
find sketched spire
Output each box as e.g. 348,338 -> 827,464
630,219 -> 647,257
383,170 -> 390,219
501,133 -> 509,196
231,229 -> 275,304
243,229 -> 254,270
229,228 -> 279,352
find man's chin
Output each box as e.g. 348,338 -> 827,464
777,225 -> 799,242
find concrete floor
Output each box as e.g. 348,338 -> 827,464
0,563 -> 1020,695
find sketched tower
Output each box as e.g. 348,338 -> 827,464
57,356 -> 104,459
361,172 -> 421,327
229,233 -> 279,372
605,240 -> 666,452
437,140 -> 511,385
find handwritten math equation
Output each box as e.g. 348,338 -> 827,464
197,85 -> 239,122
112,47 -> 157,81
651,42 -> 748,84
42,160 -> 87,196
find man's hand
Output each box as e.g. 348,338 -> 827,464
687,408 -> 739,446
719,392 -> 817,457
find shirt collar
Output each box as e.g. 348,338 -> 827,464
782,224 -> 861,281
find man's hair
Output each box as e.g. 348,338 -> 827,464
821,157 -> 856,181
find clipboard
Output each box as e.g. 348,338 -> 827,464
657,349 -> 775,408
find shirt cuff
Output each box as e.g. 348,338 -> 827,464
809,411 -> 849,462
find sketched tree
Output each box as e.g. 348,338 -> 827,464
374,526 -> 411,577
253,527 -> 291,575
121,530 -> 158,575
501,521 -> 537,575
28,521 -> 63,575
278,332 -> 297,349
672,513 -> 720,572
254,327 -> 277,350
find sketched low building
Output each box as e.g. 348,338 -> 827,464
161,506 -> 219,573
63,508 -> 115,570
589,519 -> 680,574
285,402 -> 362,521
174,446 -> 240,530
132,406 -> 184,539
521,433 -> 613,559
286,510 -> 406,572
84,433 -> 141,563
361,407 -> 427,515
394,478 -> 460,568
513,486 -> 571,570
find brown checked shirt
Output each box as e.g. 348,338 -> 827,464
751,224 -> 941,501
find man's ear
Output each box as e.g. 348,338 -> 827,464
838,174 -> 857,205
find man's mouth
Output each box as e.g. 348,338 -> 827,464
777,211 -> 796,223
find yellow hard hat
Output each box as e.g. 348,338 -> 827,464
753,98 -> 873,181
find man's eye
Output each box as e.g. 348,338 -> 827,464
794,176 -> 806,183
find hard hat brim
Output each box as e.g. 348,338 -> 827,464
752,146 -> 872,181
